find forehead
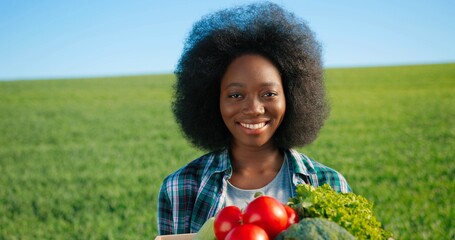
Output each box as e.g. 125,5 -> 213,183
221,54 -> 282,87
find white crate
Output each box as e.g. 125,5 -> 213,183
154,233 -> 196,240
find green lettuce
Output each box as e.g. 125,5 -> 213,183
288,184 -> 393,240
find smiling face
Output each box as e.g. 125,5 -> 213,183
220,54 -> 286,149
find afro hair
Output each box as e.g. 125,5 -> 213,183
172,2 -> 329,151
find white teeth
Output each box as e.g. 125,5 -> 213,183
240,122 -> 266,130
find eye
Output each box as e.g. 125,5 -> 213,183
263,91 -> 278,97
228,93 -> 243,99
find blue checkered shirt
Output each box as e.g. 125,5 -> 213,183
157,148 -> 351,235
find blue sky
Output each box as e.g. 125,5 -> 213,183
0,0 -> 454,80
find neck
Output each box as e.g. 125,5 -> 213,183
229,142 -> 283,172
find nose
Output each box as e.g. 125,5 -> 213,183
242,96 -> 265,115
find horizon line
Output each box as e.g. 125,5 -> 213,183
1,61 -> 454,82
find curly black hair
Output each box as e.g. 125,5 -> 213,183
172,2 -> 328,151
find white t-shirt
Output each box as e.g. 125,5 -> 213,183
225,156 -> 293,209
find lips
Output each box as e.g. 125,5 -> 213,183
239,122 -> 267,130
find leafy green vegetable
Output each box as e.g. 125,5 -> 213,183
288,184 -> 393,240
276,218 -> 355,240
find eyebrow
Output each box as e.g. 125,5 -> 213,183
224,81 -> 279,88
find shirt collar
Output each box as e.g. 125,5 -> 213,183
210,149 -> 233,177
285,148 -> 316,176
210,148 -> 315,177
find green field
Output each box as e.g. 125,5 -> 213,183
1,63 -> 454,239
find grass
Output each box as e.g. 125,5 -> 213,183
0,63 -> 454,239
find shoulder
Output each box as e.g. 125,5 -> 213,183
285,149 -> 351,193
160,150 -> 230,195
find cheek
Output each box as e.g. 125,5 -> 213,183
220,101 -> 236,122
280,101 -> 286,118
275,98 -> 286,120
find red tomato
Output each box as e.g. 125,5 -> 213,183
214,205 -> 243,240
242,196 -> 288,239
225,224 -> 269,240
284,205 -> 299,227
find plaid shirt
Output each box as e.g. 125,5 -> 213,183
157,148 -> 351,235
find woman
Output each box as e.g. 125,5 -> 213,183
158,2 -> 351,235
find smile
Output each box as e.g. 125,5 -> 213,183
239,122 -> 267,130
